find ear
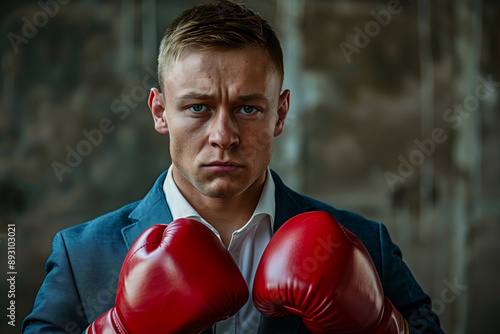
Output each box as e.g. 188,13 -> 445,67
149,88 -> 169,134
274,89 -> 290,137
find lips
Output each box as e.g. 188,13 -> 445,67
204,161 -> 243,173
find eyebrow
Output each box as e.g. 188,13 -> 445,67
176,92 -> 268,102
238,93 -> 268,102
177,92 -> 213,101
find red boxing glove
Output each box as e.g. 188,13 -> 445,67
253,211 -> 408,334
87,219 -> 249,334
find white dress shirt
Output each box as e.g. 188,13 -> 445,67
163,166 -> 275,334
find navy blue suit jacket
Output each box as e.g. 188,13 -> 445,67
23,170 -> 444,333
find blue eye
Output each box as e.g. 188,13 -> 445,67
239,106 -> 258,114
189,104 -> 206,112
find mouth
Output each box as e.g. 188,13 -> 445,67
203,161 -> 244,173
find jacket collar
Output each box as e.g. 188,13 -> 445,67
121,169 -> 316,249
271,169 -> 316,232
121,170 -> 173,248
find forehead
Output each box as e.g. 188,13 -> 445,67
164,46 -> 280,94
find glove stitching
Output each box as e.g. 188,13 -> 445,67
124,242 -> 162,266
111,308 -> 127,334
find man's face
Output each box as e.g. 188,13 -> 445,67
150,46 -> 289,199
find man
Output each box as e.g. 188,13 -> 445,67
23,1 -> 444,333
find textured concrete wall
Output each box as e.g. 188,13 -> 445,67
1,0 -> 499,333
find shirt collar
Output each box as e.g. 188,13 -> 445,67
251,168 -> 275,230
163,165 -> 275,231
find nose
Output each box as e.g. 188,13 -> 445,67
208,109 -> 239,149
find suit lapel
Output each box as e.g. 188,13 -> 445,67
121,170 -> 174,249
272,170 -> 316,233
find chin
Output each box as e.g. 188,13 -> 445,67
200,187 -> 243,199
197,181 -> 246,199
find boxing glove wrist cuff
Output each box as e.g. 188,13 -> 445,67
86,308 -> 128,334
403,319 -> 409,334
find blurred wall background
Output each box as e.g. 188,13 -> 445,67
1,0 -> 499,333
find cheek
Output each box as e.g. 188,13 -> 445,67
241,126 -> 275,161
167,127 -> 188,157
168,123 -> 206,159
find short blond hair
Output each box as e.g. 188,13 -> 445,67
157,0 -> 284,90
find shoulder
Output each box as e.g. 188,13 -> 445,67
58,169 -> 170,244
58,200 -> 140,247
